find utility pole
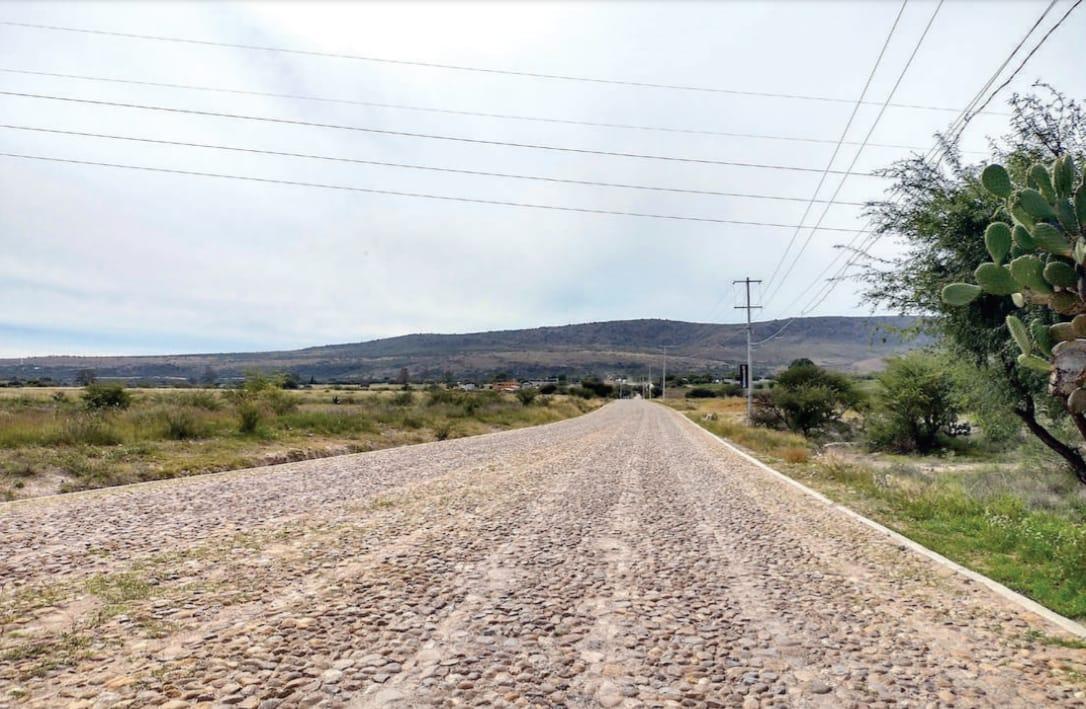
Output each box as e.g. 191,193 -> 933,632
733,277 -> 763,422
662,349 -> 667,400
647,365 -> 652,400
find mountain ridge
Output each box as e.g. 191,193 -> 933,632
0,316 -> 925,383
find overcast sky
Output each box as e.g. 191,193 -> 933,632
2,0 -> 1084,356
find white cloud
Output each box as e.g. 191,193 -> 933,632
1,0 -> 1083,355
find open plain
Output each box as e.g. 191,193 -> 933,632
1,401 -> 1084,707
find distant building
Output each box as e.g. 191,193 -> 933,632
491,380 -> 520,392
458,382 -> 477,391
520,379 -> 555,389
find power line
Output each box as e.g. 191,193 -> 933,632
0,90 -> 885,177
794,0 -> 1057,315
0,151 -> 869,231
762,0 -> 908,297
790,0 -> 1069,319
762,0 -> 944,306
0,68 -> 963,153
0,123 -> 867,206
751,318 -> 798,347
768,0 -> 1067,328
0,20 -> 1008,114
959,0 -> 1081,130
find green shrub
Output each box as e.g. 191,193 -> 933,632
264,389 -> 297,415
539,383 -> 557,395
515,388 -> 538,406
752,360 -> 862,436
686,388 -> 716,399
82,383 -> 131,410
426,388 -> 463,406
865,352 -> 960,453
391,391 -> 415,406
237,402 -> 263,434
720,383 -> 744,397
162,408 -> 207,440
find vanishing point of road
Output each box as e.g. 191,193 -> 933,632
1,401 -> 1084,707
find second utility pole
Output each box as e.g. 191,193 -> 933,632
733,277 -> 762,422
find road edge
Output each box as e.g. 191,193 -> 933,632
669,406 -> 1086,640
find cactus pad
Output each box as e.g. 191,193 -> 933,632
1032,223 -> 1071,255
984,222 -> 1012,264
1043,260 -> 1077,288
940,283 -> 982,306
981,164 -> 1012,198
975,263 -> 1017,295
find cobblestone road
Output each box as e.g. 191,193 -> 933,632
1,401 -> 1084,707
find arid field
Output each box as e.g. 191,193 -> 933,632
0,386 -> 597,500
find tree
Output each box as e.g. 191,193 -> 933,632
862,85 -> 1086,480
200,366 -> 218,387
75,368 -> 97,386
579,377 -> 614,398
751,360 -> 862,436
938,148 -> 1086,478
866,352 -> 959,453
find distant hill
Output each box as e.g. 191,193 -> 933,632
0,316 -> 925,384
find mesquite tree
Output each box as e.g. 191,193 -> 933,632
941,154 -> 1086,481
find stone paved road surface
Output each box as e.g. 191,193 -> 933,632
1,401 -> 1084,708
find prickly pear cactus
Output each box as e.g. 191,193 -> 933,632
941,155 -> 1086,414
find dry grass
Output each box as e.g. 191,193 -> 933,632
661,397 -> 810,463
665,397 -> 1086,621
0,386 -> 600,499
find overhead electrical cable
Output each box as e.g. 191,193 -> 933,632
0,152 -> 870,231
0,20 -> 1008,113
953,0 -> 1081,135
0,124 -> 867,206
760,0 -> 1066,341
785,0 -> 1069,320
763,0 -> 944,308
0,90 -> 885,177
0,68 -> 958,152
761,0 -> 908,299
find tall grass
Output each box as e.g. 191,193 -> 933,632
0,387 -> 599,496
678,399 -> 1086,620
278,410 -> 379,435
695,413 -> 810,462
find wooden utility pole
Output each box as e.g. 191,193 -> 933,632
733,277 -> 762,422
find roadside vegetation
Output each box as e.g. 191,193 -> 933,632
655,88 -> 1086,622
0,377 -> 599,500
664,381 -> 1086,622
